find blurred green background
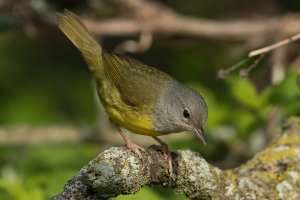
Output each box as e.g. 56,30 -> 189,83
1,0 -> 300,199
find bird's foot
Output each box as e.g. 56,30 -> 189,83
152,136 -> 173,176
114,126 -> 145,159
124,139 -> 145,160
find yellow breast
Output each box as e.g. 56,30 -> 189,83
98,82 -> 163,136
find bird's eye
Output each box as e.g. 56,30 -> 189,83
183,109 -> 190,119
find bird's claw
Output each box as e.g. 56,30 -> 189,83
152,136 -> 173,176
125,142 -> 145,160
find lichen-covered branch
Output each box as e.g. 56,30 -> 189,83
52,117 -> 300,200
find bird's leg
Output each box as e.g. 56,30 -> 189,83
116,127 -> 145,159
152,136 -> 173,175
109,119 -> 145,158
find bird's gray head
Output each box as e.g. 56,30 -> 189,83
153,82 -> 208,144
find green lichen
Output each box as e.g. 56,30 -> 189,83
222,117 -> 300,199
84,147 -> 148,198
175,150 -> 220,199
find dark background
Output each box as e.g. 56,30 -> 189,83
0,0 -> 300,199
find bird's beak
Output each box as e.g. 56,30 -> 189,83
192,127 -> 206,145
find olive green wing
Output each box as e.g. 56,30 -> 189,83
102,52 -> 173,108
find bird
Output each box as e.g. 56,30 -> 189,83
57,10 -> 208,175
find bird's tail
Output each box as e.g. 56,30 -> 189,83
57,9 -> 103,79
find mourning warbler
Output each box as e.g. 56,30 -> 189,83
57,10 -> 208,174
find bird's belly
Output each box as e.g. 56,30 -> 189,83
107,106 -> 163,136
98,83 -> 163,136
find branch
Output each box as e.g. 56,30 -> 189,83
52,117 -> 300,199
82,12 -> 300,41
82,0 -> 300,41
248,32 -> 300,57
3,0 -> 300,41
0,125 -> 83,145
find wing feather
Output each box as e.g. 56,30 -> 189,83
102,52 -> 174,108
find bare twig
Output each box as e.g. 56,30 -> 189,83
249,32 -> 300,57
2,0 -> 300,43
81,14 -> 300,41
113,31 -> 153,54
217,57 -> 250,79
0,125 -> 84,144
220,28 -> 300,78
239,54 -> 265,77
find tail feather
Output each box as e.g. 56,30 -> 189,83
57,9 -> 103,78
